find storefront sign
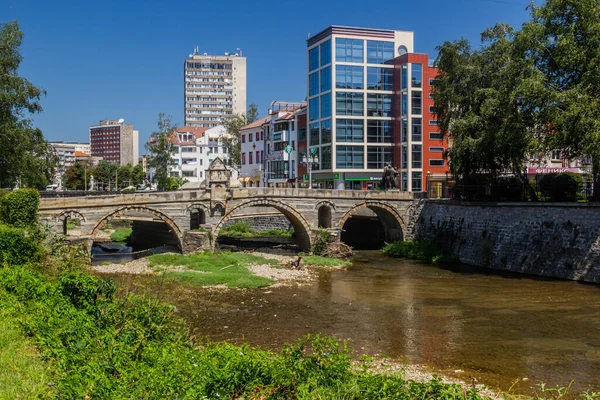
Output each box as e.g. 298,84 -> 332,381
527,168 -> 583,174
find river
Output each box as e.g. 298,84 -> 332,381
105,250 -> 600,395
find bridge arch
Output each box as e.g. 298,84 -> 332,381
337,201 -> 406,243
212,199 -> 312,251
56,210 -> 86,235
90,205 -> 183,249
184,203 -> 210,229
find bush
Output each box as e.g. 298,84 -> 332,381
382,240 -> 459,264
495,177 -> 524,201
0,189 -> 40,227
538,172 -> 584,202
0,224 -> 40,265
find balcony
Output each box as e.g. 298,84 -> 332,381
271,130 -> 288,142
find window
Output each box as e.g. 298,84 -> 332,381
366,41 -> 394,64
429,159 -> 445,166
321,145 -> 332,169
430,147 -> 444,153
321,119 -> 332,144
309,122 -> 320,146
256,151 -> 260,164
367,93 -> 392,117
402,65 -> 407,89
402,93 -> 407,116
309,72 -> 319,96
336,119 -> 364,142
309,97 -> 319,121
367,120 -> 393,143
336,65 -> 363,89
320,40 -> 331,66
429,106 -> 438,114
309,47 -> 319,71
249,152 -> 253,164
242,134 -> 246,143
320,66 -> 331,92
401,119 -> 407,142
412,172 -> 422,191
298,128 -> 307,141
429,132 -> 443,140
367,146 -> 393,169
412,118 -> 422,141
429,120 -> 439,126
367,67 -> 393,90
336,146 -> 364,169
411,91 -> 422,115
336,92 -> 364,116
429,78 -> 437,86
401,145 -> 407,169
402,171 -> 408,191
411,64 -> 422,88
270,161 -> 289,179
249,133 -> 253,142
411,144 -> 422,168
242,152 -> 246,165
321,93 -> 332,119
551,150 -> 561,160
335,38 -> 363,63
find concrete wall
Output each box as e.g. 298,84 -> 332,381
418,201 -> 600,283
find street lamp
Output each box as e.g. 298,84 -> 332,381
302,149 -> 319,189
426,170 -> 431,197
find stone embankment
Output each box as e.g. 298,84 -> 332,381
418,201 -> 600,283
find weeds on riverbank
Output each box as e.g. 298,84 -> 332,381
109,227 -> 132,242
220,220 -> 295,238
382,240 -> 460,264
302,254 -> 352,267
148,251 -> 278,288
0,265 -> 495,399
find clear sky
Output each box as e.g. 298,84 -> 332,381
4,0 -> 536,154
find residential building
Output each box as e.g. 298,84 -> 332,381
89,119 -> 139,166
263,101 -> 306,188
169,125 -> 232,182
184,48 -> 247,128
49,142 -> 92,177
239,115 -> 269,187
306,25 -> 449,191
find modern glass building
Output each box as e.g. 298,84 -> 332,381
307,26 -> 448,192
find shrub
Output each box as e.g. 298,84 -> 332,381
495,177 -> 524,201
382,240 -> 459,264
0,224 -> 40,265
539,172 -> 583,202
0,189 -> 40,227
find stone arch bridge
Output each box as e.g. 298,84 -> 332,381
39,187 -> 422,253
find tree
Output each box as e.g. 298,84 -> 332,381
91,160 -> 117,190
0,21 -> 56,189
147,113 -> 176,190
132,164 -> 145,186
223,103 -> 260,172
65,163 -> 84,190
117,164 -> 133,188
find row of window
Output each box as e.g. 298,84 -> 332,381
241,151 -> 264,165
185,71 -> 232,76
241,131 -> 264,143
310,39 -> 396,71
309,66 -> 397,97
185,62 -> 232,70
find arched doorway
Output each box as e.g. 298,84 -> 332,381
338,202 -> 405,249
318,205 -> 332,228
213,199 -> 312,251
57,210 -> 86,236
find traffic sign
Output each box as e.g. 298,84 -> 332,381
285,145 -> 293,154
303,174 -> 309,181
310,148 -> 317,155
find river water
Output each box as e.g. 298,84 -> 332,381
106,251 -> 600,395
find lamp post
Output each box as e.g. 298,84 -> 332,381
426,170 -> 431,197
302,149 -> 319,189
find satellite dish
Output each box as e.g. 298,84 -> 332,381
118,118 -> 125,123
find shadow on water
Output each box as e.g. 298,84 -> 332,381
103,250 -> 600,396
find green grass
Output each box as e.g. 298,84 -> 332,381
110,227 -> 132,242
0,307 -> 55,399
382,240 -> 460,264
302,255 -> 352,267
219,220 -> 295,239
148,251 -> 278,288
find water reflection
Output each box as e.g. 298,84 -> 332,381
106,251 -> 600,395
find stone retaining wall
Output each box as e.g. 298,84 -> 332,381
418,201 -> 600,283
222,214 -> 292,232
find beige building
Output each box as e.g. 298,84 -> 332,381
89,119 -> 139,166
184,48 -> 246,128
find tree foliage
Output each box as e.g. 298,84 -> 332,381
434,0 -> 600,196
0,188 -> 39,227
223,103 -> 260,172
147,113 -> 176,190
0,21 -> 56,189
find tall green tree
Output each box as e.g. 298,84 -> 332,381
131,164 -> 145,186
223,103 -> 260,172
147,113 -> 176,190
0,21 -> 56,189
65,163 -> 84,190
91,160 -> 117,190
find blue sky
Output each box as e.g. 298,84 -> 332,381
4,0 -> 535,154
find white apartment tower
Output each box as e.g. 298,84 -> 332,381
184,48 -> 247,128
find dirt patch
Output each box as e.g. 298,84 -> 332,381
92,258 -> 153,274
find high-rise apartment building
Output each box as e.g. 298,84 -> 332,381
184,49 -> 247,128
89,119 -> 139,166
307,25 -> 449,191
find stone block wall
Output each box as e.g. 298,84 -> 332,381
418,201 -> 600,283
222,215 -> 292,232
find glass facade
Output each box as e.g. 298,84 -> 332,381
309,97 -> 319,121
336,66 -> 363,89
320,40 -> 331,66
336,92 -> 364,116
367,67 -> 393,90
411,144 -> 422,168
309,47 -> 319,71
321,145 -> 332,169
321,93 -> 332,119
320,66 -> 331,92
309,122 -> 320,146
336,146 -> 364,169
401,119 -> 407,142
321,119 -> 332,144
411,91 -> 422,115
367,146 -> 393,169
336,119 -> 364,142
366,41 -> 394,64
309,72 -> 319,96
401,65 -> 407,89
335,38 -> 363,63
411,171 -> 422,191
367,93 -> 392,117
411,64 -> 422,87
411,118 -> 422,141
401,93 -> 407,116
367,120 -> 393,143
